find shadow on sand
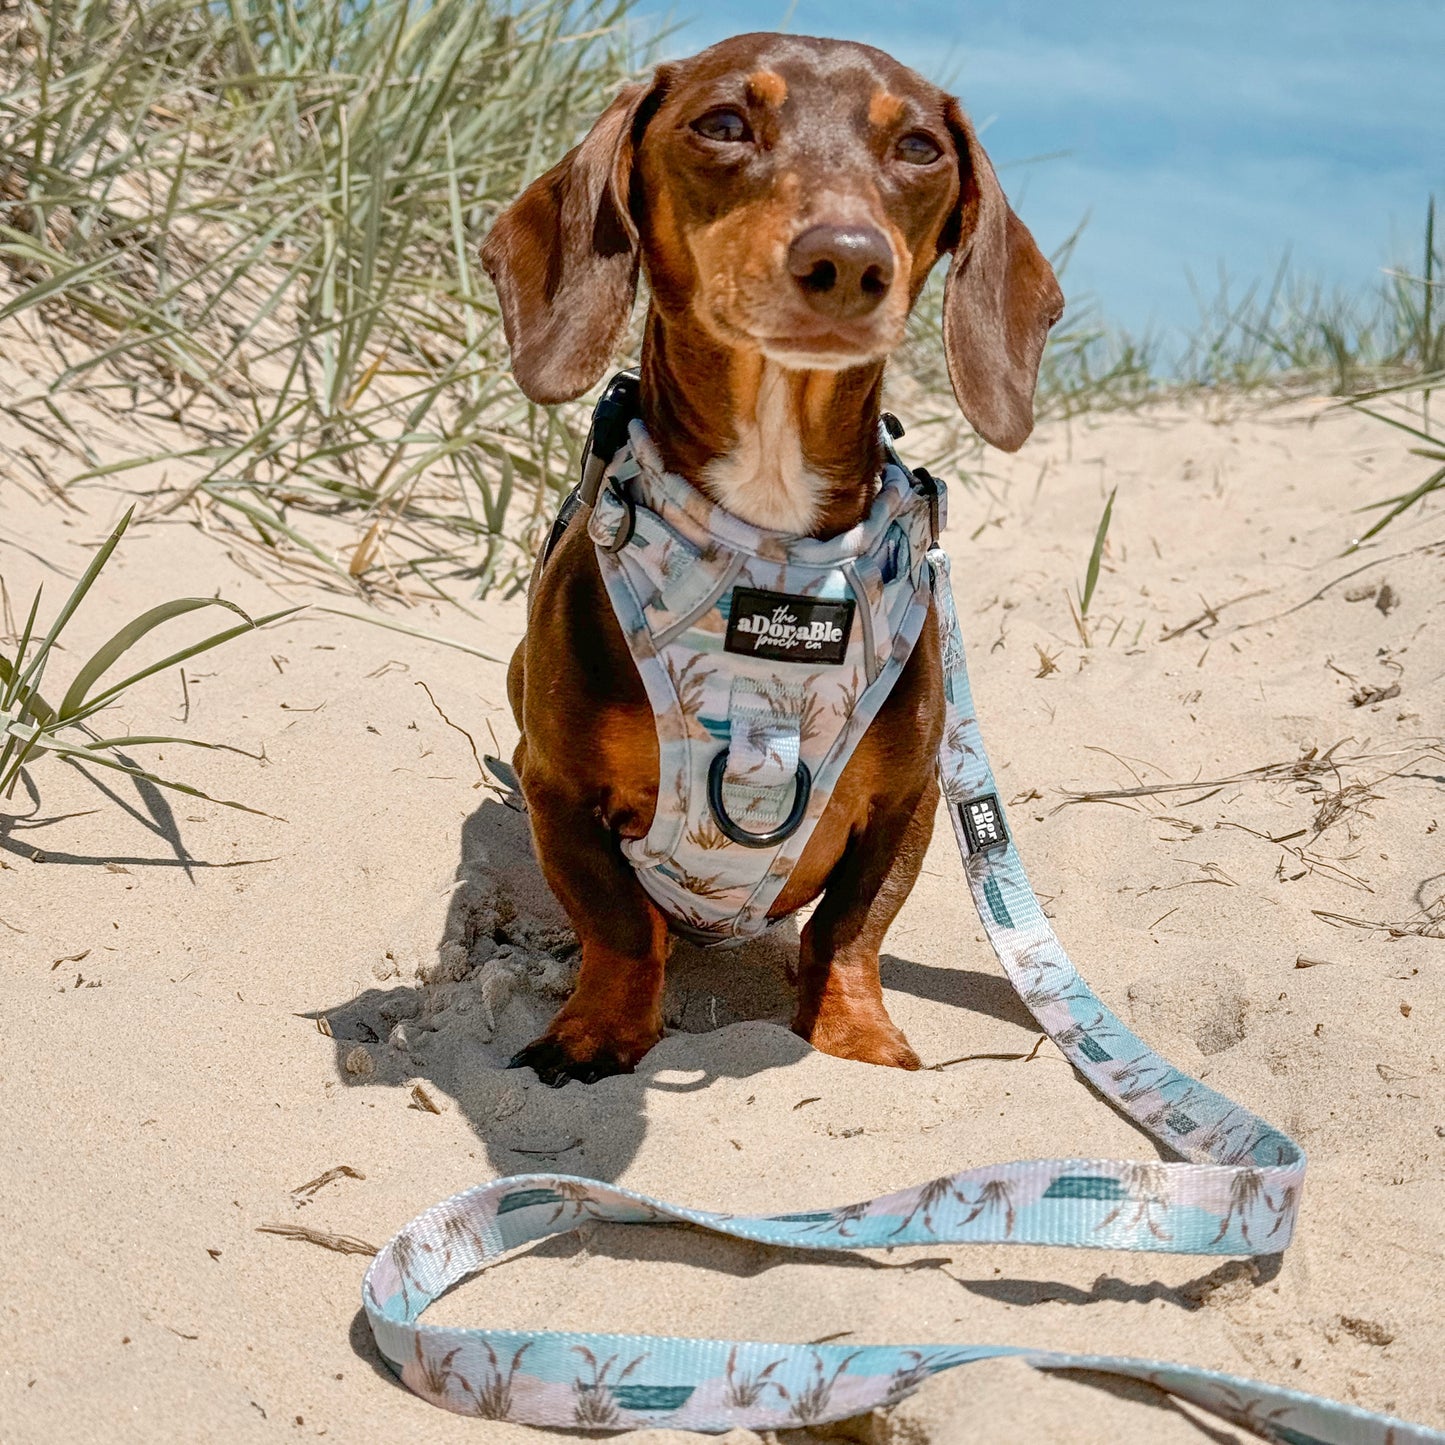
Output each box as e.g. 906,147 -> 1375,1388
308,795 -> 819,1182
308,794 -> 1054,1183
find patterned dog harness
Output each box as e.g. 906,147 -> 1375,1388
360,377 -> 1442,1443
585,410 -> 938,942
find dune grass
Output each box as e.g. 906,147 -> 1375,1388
1,0 -> 642,603
900,198 -> 1443,557
0,506 -> 295,815
1,0 -> 1440,600
1340,200 -> 1443,549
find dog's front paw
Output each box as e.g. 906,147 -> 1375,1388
507,1018 -> 659,1087
796,1013 -> 922,1071
506,1036 -> 627,1087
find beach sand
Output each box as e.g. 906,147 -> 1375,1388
2,386 -> 1442,1442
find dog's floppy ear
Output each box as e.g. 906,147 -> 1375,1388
939,100 -> 1064,452
482,78 -> 662,404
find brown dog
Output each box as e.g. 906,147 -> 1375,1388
482,33 -> 1061,1086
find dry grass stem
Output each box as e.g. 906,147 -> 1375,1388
292,1166 -> 366,1199
256,1223 -> 378,1256
1058,739 -> 1443,810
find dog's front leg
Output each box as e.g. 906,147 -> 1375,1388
509,778 -> 668,1087
792,779 -> 938,1070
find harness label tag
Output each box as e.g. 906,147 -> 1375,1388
960,793 -> 1008,854
724,588 -> 854,665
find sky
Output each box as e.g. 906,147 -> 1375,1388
625,0 -> 1444,342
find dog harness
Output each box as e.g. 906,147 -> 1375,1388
585,413 -> 938,942
359,378 -> 1440,1443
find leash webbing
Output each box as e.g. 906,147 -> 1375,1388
361,550 -> 1440,1441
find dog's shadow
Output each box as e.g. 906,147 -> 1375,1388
309,797 -> 825,1180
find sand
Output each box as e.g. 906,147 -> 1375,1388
1,384 -> 1442,1443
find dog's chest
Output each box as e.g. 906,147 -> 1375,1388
699,365 -> 829,534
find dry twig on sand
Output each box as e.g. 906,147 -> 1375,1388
256,1223 -> 378,1256
1057,738 -> 1443,813
291,1166 -> 366,1199
1313,893 -> 1445,941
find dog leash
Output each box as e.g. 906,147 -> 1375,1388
361,508 -> 1441,1441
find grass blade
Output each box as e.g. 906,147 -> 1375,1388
62,608 -> 302,726
59,598 -> 256,719
1080,486 -> 1117,618
14,507 -> 135,695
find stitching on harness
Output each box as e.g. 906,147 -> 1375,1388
651,551 -> 746,651
842,560 -> 879,687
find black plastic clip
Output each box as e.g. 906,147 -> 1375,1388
911,465 -> 941,544
579,369 -> 642,507
541,370 -> 641,569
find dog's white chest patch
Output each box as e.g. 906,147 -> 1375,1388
701,364 -> 827,534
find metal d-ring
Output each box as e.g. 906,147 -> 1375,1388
600,476 -> 635,553
706,751 -> 812,848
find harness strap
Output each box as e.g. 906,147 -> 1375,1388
721,678 -> 804,829
360,551 -> 1439,1440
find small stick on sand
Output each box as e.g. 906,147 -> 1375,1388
256,1223 -> 378,1256
291,1165 -> 366,1199
415,679 -> 485,786
930,1034 -> 1049,1071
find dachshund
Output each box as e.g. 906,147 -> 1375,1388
482,32 -> 1061,1085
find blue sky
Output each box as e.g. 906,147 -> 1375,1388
626,0 -> 1443,340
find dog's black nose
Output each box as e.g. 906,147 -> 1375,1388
787,224 -> 894,319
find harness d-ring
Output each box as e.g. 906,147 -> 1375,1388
706,750 -> 812,848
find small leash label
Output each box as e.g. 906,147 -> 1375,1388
724,587 -> 854,665
960,793 -> 1008,853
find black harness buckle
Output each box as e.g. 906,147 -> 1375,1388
540,370 -> 641,569
911,466 -> 941,545
579,369 -> 641,506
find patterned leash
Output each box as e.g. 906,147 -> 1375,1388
363,549 -> 1441,1441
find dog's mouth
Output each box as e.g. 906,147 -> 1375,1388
748,301 -> 907,369
696,285 -> 907,372
757,330 -> 892,371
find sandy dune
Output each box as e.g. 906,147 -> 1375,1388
2,390 -> 1442,1442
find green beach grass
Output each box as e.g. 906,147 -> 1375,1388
2,0 -> 642,605
1,0 -> 1440,613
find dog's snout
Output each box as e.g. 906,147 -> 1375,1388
787,225 -> 894,319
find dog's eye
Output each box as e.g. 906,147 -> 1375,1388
692,108 -> 752,144
896,132 -> 943,166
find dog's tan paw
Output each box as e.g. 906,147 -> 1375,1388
795,1014 -> 921,1070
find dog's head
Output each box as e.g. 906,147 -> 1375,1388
482,33 -> 1063,451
